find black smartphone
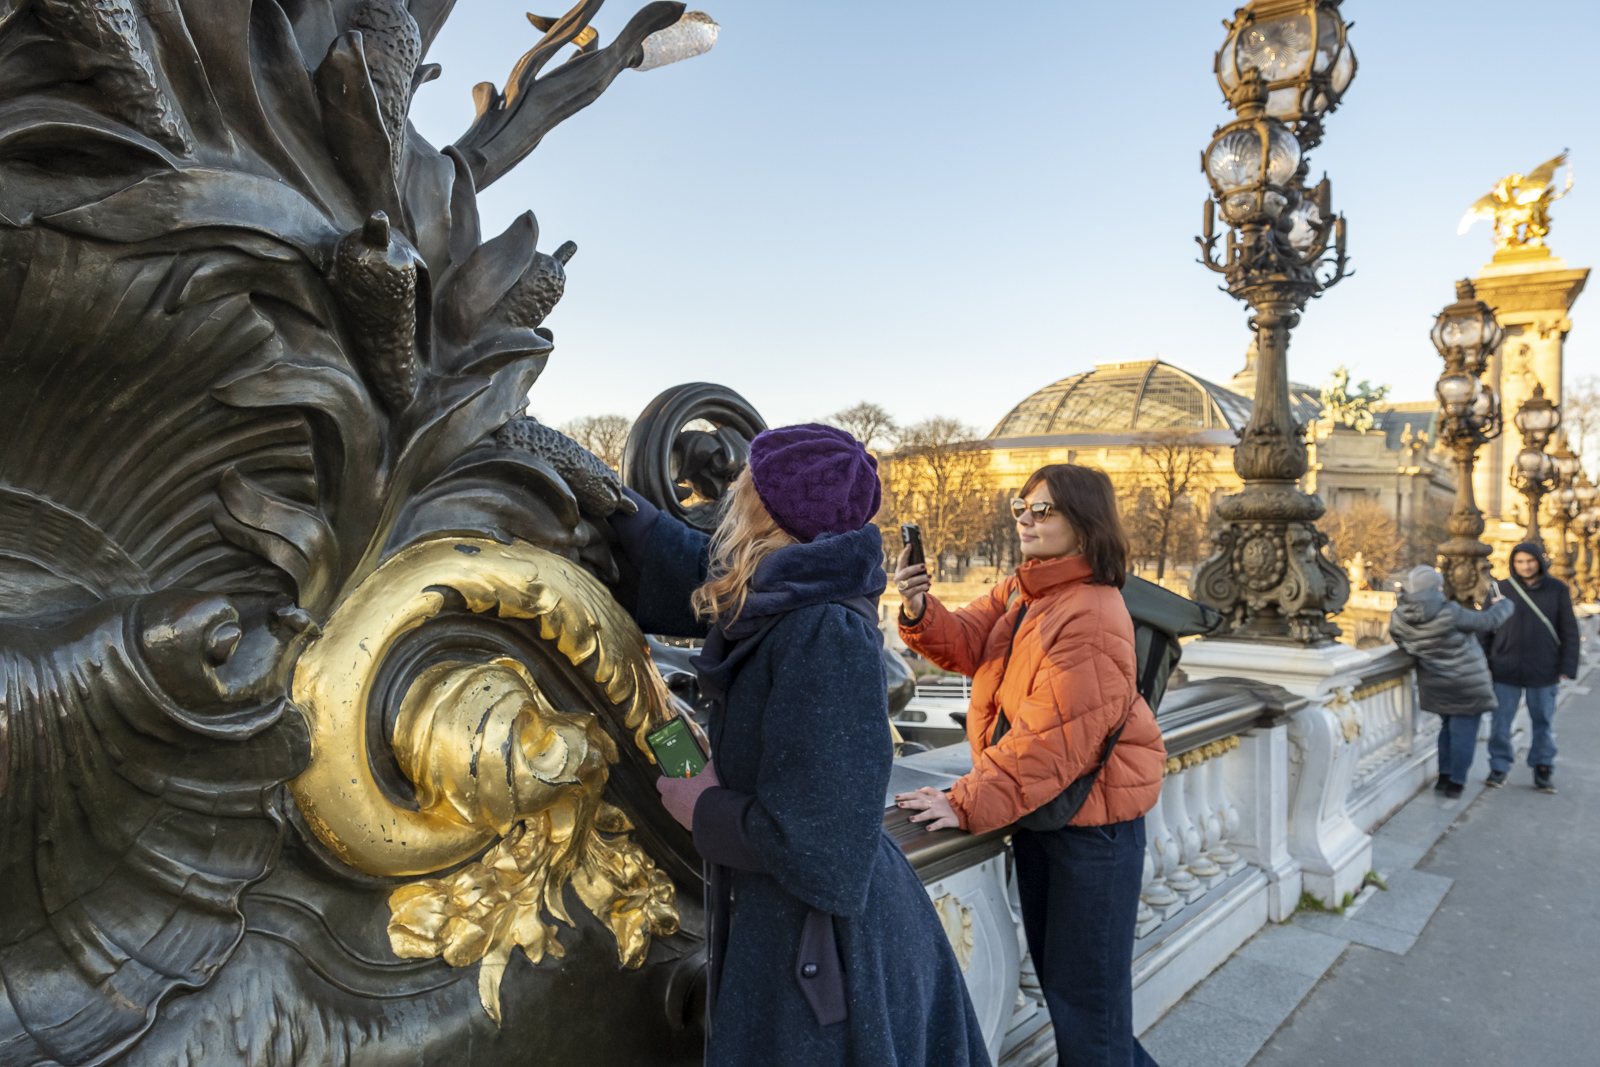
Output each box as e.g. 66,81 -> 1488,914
646,717 -> 707,779
901,523 -> 925,568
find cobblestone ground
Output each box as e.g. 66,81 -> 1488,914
1250,671 -> 1600,1065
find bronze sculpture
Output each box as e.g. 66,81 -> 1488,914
0,2 -> 742,1063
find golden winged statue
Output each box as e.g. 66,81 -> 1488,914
1458,152 -> 1574,251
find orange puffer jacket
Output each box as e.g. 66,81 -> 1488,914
900,554 -> 1166,834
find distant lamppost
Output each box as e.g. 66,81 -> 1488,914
1510,384 -> 1560,547
1547,434 -> 1581,580
1191,0 -> 1356,645
1574,476 -> 1598,598
1431,280 -> 1504,606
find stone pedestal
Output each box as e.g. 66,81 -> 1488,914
1472,248 -> 1588,567
1181,639 -> 1375,908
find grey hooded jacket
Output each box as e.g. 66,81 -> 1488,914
1389,590 -> 1514,716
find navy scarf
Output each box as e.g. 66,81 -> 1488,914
692,524 -> 887,712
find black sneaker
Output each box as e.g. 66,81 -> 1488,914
1534,765 -> 1556,794
1442,781 -> 1464,799
1434,776 -> 1451,793
1486,770 -> 1508,789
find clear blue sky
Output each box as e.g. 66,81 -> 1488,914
411,1 -> 1599,434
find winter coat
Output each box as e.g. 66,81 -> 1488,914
1480,542 -> 1582,688
615,496 -> 988,1067
1387,589 -> 1513,715
898,553 -> 1166,835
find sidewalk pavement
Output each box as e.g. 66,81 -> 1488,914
1140,666 -> 1599,1067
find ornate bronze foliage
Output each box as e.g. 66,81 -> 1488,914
0,2 -> 717,1063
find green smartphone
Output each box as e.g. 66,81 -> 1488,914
646,718 -> 707,779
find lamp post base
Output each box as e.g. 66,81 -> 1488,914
1191,486 -> 1351,647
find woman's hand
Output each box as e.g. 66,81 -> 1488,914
894,546 -> 931,622
895,786 -> 961,832
656,760 -> 720,830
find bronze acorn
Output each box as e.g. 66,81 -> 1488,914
347,0 -> 422,176
332,212 -> 423,411
493,240 -> 576,330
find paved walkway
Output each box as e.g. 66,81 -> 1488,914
1141,665 -> 1599,1067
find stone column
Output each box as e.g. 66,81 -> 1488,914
1472,248 -> 1588,569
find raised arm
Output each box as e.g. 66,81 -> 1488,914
899,581 -> 1010,678
609,487 -> 710,638
1450,596 -> 1515,634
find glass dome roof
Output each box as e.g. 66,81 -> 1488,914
989,360 -> 1316,439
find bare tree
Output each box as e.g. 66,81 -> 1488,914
879,417 -> 993,580
824,402 -> 898,452
1116,431 -> 1219,580
1562,374 -> 1600,476
1321,496 -> 1401,583
558,414 -> 633,470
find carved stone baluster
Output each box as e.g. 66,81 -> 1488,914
1204,747 -> 1246,875
1142,772 -> 1189,918
1187,751 -> 1224,858
1166,762 -> 1220,895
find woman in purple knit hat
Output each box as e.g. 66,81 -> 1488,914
610,423 -> 989,1067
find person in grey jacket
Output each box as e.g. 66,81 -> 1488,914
1388,566 -> 1514,798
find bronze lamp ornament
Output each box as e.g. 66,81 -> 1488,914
1190,0 -> 1354,645
1510,384 -> 1561,547
1215,0 -> 1356,149
1546,435 -> 1581,580
1431,279 -> 1504,606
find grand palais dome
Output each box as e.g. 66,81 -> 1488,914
988,359 -> 1322,443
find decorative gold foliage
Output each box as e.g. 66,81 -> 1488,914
1163,734 -> 1241,777
387,798 -> 678,1025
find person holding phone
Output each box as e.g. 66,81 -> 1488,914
1480,542 -> 1581,793
609,423 -> 988,1067
894,464 -> 1166,1067
1386,566 -> 1514,799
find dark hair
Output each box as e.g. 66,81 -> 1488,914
1019,464 -> 1129,587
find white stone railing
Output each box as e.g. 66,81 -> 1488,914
1340,647 -> 1437,832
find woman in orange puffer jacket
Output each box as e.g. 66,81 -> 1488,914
895,464 -> 1164,1067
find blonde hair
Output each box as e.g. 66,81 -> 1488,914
691,469 -> 796,623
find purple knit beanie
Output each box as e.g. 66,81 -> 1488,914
746,423 -> 882,543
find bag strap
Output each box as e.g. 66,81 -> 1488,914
990,591 -> 1028,747
1506,577 -> 1560,646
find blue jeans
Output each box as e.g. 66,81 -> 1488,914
1489,682 -> 1559,771
1434,713 -> 1483,786
1013,819 -> 1158,1067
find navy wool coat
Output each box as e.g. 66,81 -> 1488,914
617,499 -> 989,1067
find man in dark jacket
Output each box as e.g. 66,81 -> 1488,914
1481,541 -> 1581,793
1389,566 -> 1514,798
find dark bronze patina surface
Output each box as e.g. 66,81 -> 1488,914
0,2 -> 738,1063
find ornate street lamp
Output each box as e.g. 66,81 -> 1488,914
1215,0 -> 1357,150
1573,477 -> 1598,597
1579,497 -> 1600,600
1191,0 -> 1354,645
1510,383 -> 1560,547
1431,280 -> 1504,606
1547,434 -> 1581,580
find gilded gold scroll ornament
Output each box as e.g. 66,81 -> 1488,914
288,537 -> 679,1022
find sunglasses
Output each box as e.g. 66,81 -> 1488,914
1010,498 -> 1055,520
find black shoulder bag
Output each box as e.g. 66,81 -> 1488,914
987,594 -> 1127,833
